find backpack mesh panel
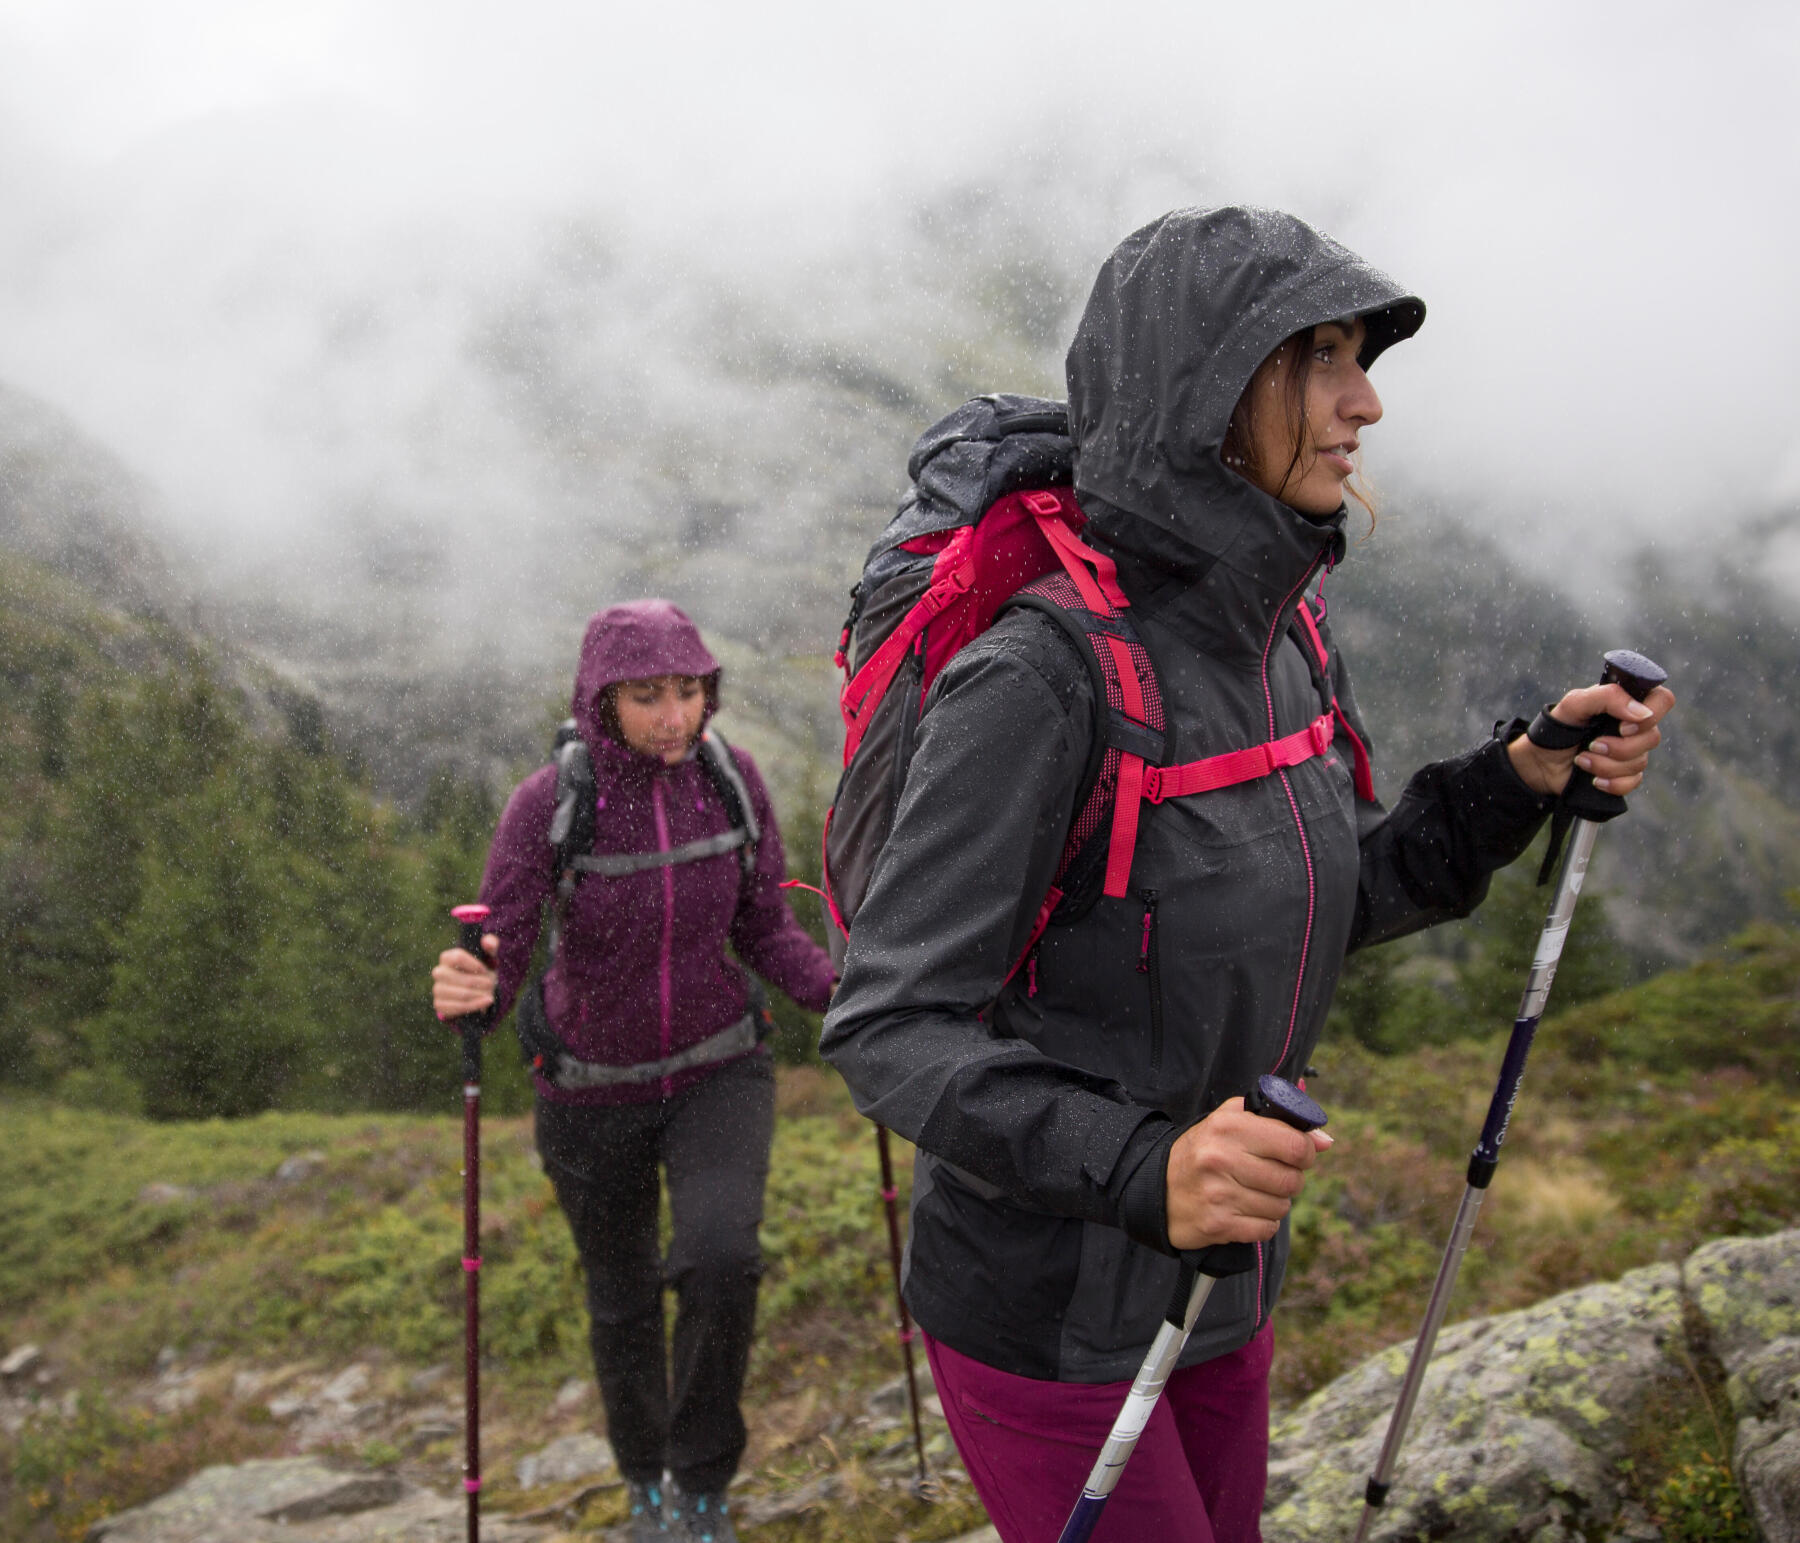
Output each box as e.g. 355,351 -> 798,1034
1017,573 -> 1164,893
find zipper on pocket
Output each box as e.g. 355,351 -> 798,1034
1139,889 -> 1163,1077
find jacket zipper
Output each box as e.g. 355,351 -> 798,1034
1138,889 -> 1163,1078
651,776 -> 675,1097
1261,555 -> 1323,1077
1257,555 -> 1324,1327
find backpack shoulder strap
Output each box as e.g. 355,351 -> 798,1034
1006,577 -> 1167,907
545,728 -> 596,954
547,728 -> 596,875
696,728 -> 760,881
1294,591 -> 1376,803
549,728 -> 760,908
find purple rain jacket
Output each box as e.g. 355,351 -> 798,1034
477,600 -> 836,1105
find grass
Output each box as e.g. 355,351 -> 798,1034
4,928 -> 1800,1537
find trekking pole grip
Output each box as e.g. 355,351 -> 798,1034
1529,650 -> 1668,883
1181,1075 -> 1327,1292
1553,649 -> 1669,823
450,904 -> 492,1084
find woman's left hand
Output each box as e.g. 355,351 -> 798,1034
1507,681 -> 1677,798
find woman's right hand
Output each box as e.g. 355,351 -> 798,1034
1165,1096 -> 1335,1252
432,935 -> 499,1021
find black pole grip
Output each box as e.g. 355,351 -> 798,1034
1534,650 -> 1668,883
1184,1075 -> 1327,1281
450,904 -> 492,1084
1560,650 -> 1668,823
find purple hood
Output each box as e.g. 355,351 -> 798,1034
573,600 -> 721,749
476,600 -> 835,1106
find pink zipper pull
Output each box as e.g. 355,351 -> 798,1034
1026,953 -> 1039,998
1137,903 -> 1154,973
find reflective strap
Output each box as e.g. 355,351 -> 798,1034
545,1013 -> 759,1089
1143,715 -> 1335,803
569,828 -> 747,876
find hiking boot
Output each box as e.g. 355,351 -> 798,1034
665,1482 -> 739,1543
624,1478 -> 667,1539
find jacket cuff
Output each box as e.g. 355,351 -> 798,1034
1479,726 -> 1557,812
1109,1118 -> 1180,1255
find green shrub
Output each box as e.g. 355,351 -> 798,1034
1654,1451 -> 1756,1542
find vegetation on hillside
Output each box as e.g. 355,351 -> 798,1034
2,922 -> 1797,1538
0,554 -> 846,1122
0,556 -> 516,1119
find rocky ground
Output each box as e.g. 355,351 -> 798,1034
8,1228 -> 1796,1541
1268,1227 -> 1800,1540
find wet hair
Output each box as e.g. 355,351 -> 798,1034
1220,325 -> 1377,527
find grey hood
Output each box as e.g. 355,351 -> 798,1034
1067,205 -> 1423,586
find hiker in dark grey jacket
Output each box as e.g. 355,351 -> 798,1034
820,207 -> 1674,1542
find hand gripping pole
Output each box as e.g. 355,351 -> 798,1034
1349,650 -> 1667,1541
1057,1075 -> 1328,1543
450,903 -> 491,1543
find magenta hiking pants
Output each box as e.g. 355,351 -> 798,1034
925,1324 -> 1274,1543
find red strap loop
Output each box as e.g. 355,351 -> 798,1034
1030,494 -> 1131,613
1296,597 -> 1330,673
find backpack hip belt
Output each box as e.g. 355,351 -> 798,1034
518,982 -> 763,1090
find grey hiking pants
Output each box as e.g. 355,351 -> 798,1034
534,1051 -> 774,1495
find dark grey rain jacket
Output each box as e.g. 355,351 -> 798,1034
821,207 -> 1555,1383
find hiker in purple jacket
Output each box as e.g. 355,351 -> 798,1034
432,599 -> 834,1543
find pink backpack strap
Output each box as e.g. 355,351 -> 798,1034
837,529 -> 977,764
1297,593 -> 1376,802
1018,493 -> 1162,903
1144,715 -> 1336,801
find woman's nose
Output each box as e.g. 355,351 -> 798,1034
1345,368 -> 1383,427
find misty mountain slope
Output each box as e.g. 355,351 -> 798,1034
0,384 -> 188,618
179,187 -> 1103,797
0,409 -> 353,783
1326,507 -> 1800,956
7,151 -> 1798,956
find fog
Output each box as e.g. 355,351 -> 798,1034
3,0 -> 1797,658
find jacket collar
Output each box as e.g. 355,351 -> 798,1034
1084,478 -> 1346,666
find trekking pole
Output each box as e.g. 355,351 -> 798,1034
1057,1075 -> 1328,1543
874,1123 -> 932,1493
1349,649 -> 1667,1542
450,903 -> 492,1543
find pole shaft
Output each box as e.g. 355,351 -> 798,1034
452,911 -> 489,1543
1057,1274 -> 1219,1543
464,1065 -> 480,1543
1352,817 -> 1599,1538
1350,1186 -> 1486,1542
876,1125 -> 928,1484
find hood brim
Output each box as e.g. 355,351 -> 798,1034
572,600 -> 721,748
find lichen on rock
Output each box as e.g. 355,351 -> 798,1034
1264,1263 -> 1685,1540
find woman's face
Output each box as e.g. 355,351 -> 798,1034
1241,318 -> 1384,517
613,675 -> 706,764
